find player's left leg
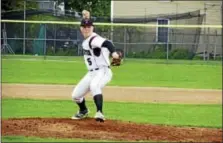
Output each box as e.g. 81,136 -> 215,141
71,72 -> 92,119
90,67 -> 113,121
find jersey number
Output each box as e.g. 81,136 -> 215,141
87,58 -> 92,65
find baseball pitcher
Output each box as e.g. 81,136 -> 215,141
71,10 -> 122,122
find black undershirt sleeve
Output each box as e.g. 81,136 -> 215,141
101,40 -> 115,53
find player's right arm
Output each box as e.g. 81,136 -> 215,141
102,41 -> 119,59
91,37 -> 119,59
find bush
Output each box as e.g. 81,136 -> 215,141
193,55 -> 203,60
126,52 -> 135,58
126,45 -> 166,59
169,48 -> 191,59
46,46 -> 55,56
64,47 -> 78,56
125,45 -> 199,60
149,45 -> 166,59
215,56 -> 222,61
55,48 -> 65,56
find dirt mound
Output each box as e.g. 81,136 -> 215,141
2,118 -> 222,142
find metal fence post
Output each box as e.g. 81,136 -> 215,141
124,27 -> 127,59
203,3 -> 207,61
166,42 -> 169,62
23,0 -> 26,55
44,24 -> 47,59
54,24 -> 56,54
202,28 -> 206,61
166,25 -> 170,63
213,30 -> 217,60
207,27 -> 210,60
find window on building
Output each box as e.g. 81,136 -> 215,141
156,18 -> 169,43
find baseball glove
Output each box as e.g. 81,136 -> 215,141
111,51 -> 123,66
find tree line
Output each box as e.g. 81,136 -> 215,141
1,0 -> 111,19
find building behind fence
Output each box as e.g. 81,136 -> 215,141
1,1 -> 222,60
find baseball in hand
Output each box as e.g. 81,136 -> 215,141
112,52 -> 119,59
82,10 -> 90,19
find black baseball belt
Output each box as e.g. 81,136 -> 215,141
89,66 -> 110,72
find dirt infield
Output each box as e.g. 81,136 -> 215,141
2,118 -> 222,142
2,83 -> 222,142
2,83 -> 222,104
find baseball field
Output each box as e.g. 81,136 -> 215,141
1,55 -> 222,142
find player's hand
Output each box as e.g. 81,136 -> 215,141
112,52 -> 119,59
82,10 -> 90,19
111,51 -> 123,66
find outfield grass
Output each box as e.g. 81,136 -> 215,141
1,136 -> 123,142
1,136 -> 159,142
2,55 -> 222,89
2,98 -> 222,128
2,55 -> 84,61
2,136 -> 96,142
2,55 -> 222,65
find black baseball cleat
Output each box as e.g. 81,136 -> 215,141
95,118 -> 104,122
71,109 -> 89,120
94,111 -> 105,122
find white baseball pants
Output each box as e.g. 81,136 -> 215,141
71,67 -> 112,103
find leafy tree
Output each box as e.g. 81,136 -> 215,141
55,0 -> 110,18
1,0 -> 37,12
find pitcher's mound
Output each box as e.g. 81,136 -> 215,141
2,118 -> 222,142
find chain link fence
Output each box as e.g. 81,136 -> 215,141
1,20 -> 222,61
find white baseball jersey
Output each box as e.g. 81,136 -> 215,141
82,32 -> 110,71
72,32 -> 113,101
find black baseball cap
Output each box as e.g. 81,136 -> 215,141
80,19 -> 94,27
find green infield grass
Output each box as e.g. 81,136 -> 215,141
2,97 -> 222,142
2,55 -> 222,89
2,98 -> 222,128
1,136 -> 162,142
1,136 -> 123,142
1,136 -> 102,142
